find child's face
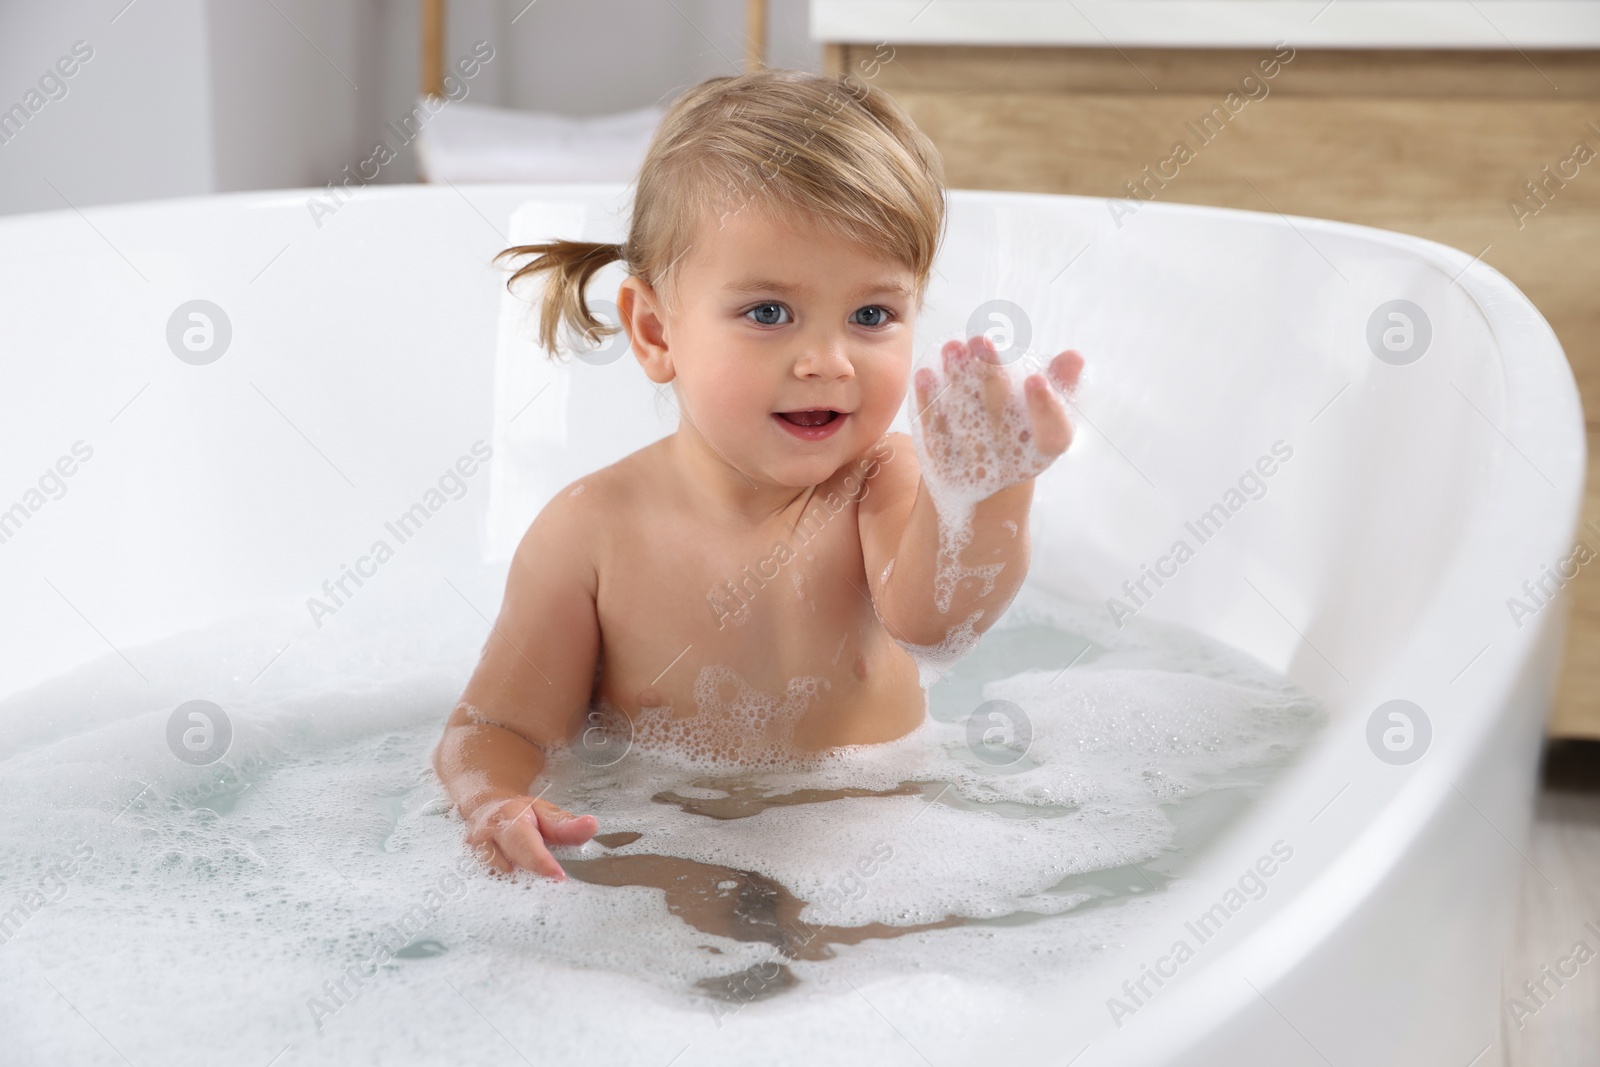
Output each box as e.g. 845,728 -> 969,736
620,204 -> 917,491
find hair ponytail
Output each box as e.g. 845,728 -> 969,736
492,239 -> 628,359
493,70 -> 946,368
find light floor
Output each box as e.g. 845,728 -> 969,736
1504,742 -> 1600,1066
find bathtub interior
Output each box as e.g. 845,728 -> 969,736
0,184 -> 1580,1065
0,185 -> 1517,708
0,184 -> 1514,704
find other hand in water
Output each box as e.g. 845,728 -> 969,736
464,793 -> 598,880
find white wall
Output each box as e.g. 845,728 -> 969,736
0,0 -> 824,216
0,0 -> 216,217
478,0 -> 823,116
207,0 -> 386,194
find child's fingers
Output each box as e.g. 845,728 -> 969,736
913,367 -> 938,427
532,799 -> 598,846
495,809 -> 568,879
1025,375 -> 1074,455
1048,349 -> 1084,395
940,338 -> 966,380
959,335 -> 1013,421
465,816 -> 515,874
466,797 -> 569,879
979,359 -> 1010,419
970,333 -> 1001,365
472,839 -> 512,874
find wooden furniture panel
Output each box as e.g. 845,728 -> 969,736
858,44 -> 1600,97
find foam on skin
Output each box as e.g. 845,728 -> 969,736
626,665 -> 828,769
892,606 -> 986,689
909,354 -> 1053,616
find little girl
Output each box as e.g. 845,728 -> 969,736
432,68 -> 1083,879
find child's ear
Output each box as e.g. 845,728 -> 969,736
617,276 -> 674,384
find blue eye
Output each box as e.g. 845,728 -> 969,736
747,303 -> 789,326
853,306 -> 893,328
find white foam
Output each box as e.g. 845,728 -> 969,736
624,665 -> 828,769
893,606 -> 986,688
0,568 -> 1323,1064
910,352 -> 1055,615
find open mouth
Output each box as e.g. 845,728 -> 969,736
776,409 -> 841,427
772,409 -> 849,440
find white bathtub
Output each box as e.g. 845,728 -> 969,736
0,183 -> 1584,1065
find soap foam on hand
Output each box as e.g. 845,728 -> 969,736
895,342 -> 1063,686
911,349 -> 1055,527
0,569 -> 1322,1066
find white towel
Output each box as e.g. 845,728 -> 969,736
417,102 -> 663,185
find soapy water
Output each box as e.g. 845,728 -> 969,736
0,569 -> 1322,1065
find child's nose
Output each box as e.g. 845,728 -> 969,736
794,340 -> 854,379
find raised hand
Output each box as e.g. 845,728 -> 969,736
910,334 -> 1084,509
465,794 -> 599,879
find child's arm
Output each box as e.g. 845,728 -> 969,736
861,336 -> 1083,648
432,490 -> 602,880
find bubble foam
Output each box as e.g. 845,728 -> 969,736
622,665 -> 828,770
911,352 -> 1054,614
0,569 -> 1323,1065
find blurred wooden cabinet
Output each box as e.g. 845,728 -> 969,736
824,42 -> 1600,737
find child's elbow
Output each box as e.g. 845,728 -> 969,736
897,610 -> 996,651
430,735 -> 450,785
432,714 -> 468,781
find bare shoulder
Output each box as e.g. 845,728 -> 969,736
575,438 -> 672,521
511,438 -> 667,582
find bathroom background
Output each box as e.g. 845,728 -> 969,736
3,0 -> 1591,742
0,0 -> 821,213
2,4 -> 1597,1062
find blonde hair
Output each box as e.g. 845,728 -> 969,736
493,67 -> 947,360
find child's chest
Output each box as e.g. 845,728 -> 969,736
588,493 -> 925,752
